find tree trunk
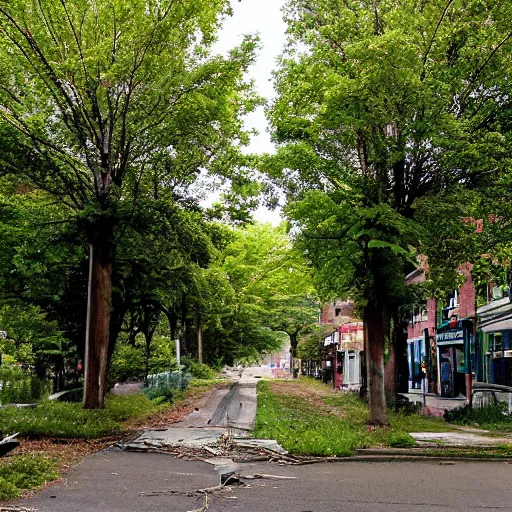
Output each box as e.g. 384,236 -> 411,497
197,317 -> 203,364
84,242 -> 113,409
364,303 -> 388,425
384,335 -> 396,403
289,333 -> 298,378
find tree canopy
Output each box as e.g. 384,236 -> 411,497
264,0 -> 512,424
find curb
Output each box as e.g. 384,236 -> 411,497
329,455 -> 512,463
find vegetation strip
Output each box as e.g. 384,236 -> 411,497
254,379 -> 458,457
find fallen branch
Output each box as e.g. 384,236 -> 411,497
0,507 -> 38,512
187,493 -> 209,512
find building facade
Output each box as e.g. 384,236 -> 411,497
406,263 -> 476,398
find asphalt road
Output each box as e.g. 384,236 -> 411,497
20,450 -> 512,512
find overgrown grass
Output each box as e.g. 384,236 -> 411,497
445,402 -> 512,432
0,454 -> 59,500
0,393 -> 165,439
254,379 -> 453,456
189,378 -> 229,388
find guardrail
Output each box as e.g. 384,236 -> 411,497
472,382 -> 512,413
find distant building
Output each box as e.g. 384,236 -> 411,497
320,300 -> 356,328
320,301 -> 364,391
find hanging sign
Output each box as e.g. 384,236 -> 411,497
436,329 -> 464,346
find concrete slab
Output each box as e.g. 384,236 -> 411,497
127,428 -> 227,449
226,383 -> 257,431
411,432 -> 512,447
172,387 -> 231,428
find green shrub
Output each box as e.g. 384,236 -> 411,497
388,432 -> 416,448
0,455 -> 59,500
144,371 -> 191,401
181,358 -> 216,380
109,343 -> 145,383
444,402 -> 512,431
110,336 -> 178,384
0,375 -> 52,405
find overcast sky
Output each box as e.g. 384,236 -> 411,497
213,0 -> 288,224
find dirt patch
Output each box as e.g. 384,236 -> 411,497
268,381 -> 352,419
13,436 -> 120,470
269,381 -> 333,399
269,381 -> 335,413
124,382 -> 230,431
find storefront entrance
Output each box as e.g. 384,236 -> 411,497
436,323 -> 471,398
438,346 -> 466,397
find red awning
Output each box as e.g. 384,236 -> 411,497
338,322 -> 363,333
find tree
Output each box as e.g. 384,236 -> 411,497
205,223 -> 319,365
0,0 -> 259,407
265,0 -> 512,424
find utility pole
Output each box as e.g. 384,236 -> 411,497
175,338 -> 181,367
197,318 -> 203,364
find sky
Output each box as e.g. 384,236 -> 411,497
213,0 -> 288,225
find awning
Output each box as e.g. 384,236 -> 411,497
339,322 -> 363,333
477,297 -> 510,316
478,297 -> 512,332
480,313 -> 512,333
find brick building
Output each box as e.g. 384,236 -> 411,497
406,263 -> 476,398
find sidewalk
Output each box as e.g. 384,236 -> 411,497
404,390 -> 467,417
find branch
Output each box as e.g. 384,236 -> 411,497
460,30 -> 512,107
420,0 -> 455,81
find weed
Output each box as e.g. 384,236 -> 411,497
254,380 -> 453,456
0,393 -> 164,439
0,455 -> 59,500
445,403 -> 512,432
388,432 -> 416,448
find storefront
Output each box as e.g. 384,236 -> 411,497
477,297 -> 512,386
407,336 -> 425,391
333,322 -> 364,391
435,320 -> 473,397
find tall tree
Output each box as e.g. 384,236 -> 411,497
0,0 -> 259,407
265,0 -> 512,424
207,223 -> 319,364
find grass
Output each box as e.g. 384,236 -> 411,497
253,379 -> 454,457
0,380 -> 225,501
189,378 -> 229,388
0,393 -> 165,439
445,403 -> 512,433
0,454 -> 59,500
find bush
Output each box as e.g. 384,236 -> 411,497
110,336 -> 179,383
0,455 -> 59,500
444,402 -> 512,431
0,373 -> 52,405
387,432 -> 416,448
181,358 -> 217,380
144,371 -> 191,401
109,343 -> 145,383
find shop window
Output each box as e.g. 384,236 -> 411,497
491,333 -> 503,352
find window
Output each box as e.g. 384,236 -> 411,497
491,333 -> 503,352
335,308 -> 341,316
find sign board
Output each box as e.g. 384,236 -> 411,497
436,329 -> 464,346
